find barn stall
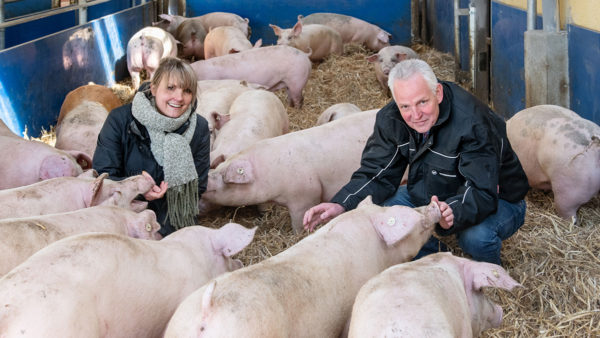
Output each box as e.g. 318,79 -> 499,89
0,0 -> 599,336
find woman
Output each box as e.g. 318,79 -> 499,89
93,57 -> 210,237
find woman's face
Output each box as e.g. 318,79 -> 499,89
150,75 -> 193,118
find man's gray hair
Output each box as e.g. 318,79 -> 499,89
387,59 -> 438,100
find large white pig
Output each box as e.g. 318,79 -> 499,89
190,45 -> 312,107
0,223 -> 256,337
0,171 -> 155,219
55,84 -> 122,159
367,45 -> 419,91
315,102 -> 362,125
506,105 -> 600,222
0,119 -> 91,189
299,12 -> 391,51
209,90 -> 289,167
200,110 -> 377,231
349,252 -> 522,337
270,20 -> 343,62
0,206 -> 161,276
196,11 -> 251,37
165,197 -> 441,337
126,26 -> 178,89
203,26 -> 261,59
175,18 -> 207,60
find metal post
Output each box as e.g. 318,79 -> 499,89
78,0 -> 87,25
527,0 -> 537,31
542,0 -> 559,32
0,0 -> 5,50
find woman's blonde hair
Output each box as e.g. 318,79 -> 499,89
151,57 -> 198,102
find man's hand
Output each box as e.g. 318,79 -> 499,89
144,181 -> 168,201
431,195 -> 453,229
303,203 -> 345,232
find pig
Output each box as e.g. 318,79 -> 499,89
152,14 -> 187,36
0,206 -> 161,276
0,119 -> 91,189
366,45 -> 419,91
203,26 -> 262,59
0,223 -> 256,337
270,20 -> 343,62
209,89 -> 289,168
196,81 -> 256,146
126,26 -> 178,89
197,11 -> 251,38
55,84 -> 122,159
200,110 -> 377,231
175,18 -> 207,60
299,12 -> 391,51
348,252 -> 522,337
0,171 -> 155,219
190,45 -> 312,108
197,79 -> 266,93
506,105 -> 600,222
165,197 -> 441,337
316,102 -> 362,125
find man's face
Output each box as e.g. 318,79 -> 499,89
392,73 -> 443,133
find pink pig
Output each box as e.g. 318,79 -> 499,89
315,102 -> 362,125
165,197 -> 440,337
204,26 -> 261,59
196,11 -> 251,37
199,110 -> 377,231
0,171 -> 155,219
209,89 -> 289,168
270,19 -> 343,62
367,45 -> 419,91
0,206 -> 161,276
299,12 -> 391,51
190,45 -> 312,107
55,84 -> 122,159
349,252 -> 522,337
152,14 -> 187,36
0,223 -> 256,337
506,105 -> 600,222
126,26 -> 178,89
0,119 -> 91,189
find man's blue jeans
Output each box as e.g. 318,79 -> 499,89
383,186 -> 526,265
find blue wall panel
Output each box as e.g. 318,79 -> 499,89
568,24 -> 600,124
186,0 -> 412,46
0,3 -> 153,136
490,1 -> 527,119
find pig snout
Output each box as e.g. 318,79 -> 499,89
424,201 -> 441,224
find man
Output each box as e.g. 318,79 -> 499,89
303,59 -> 529,265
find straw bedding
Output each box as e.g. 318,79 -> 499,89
38,43 -> 599,336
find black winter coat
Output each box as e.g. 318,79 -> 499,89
330,80 -> 529,235
93,91 -> 210,236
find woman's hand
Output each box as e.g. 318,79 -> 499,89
144,181 -> 168,201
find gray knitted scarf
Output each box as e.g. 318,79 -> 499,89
132,91 -> 199,229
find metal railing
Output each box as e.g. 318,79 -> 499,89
0,0 -> 111,49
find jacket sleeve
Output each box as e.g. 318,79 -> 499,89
92,108 -> 128,181
438,120 -> 499,235
192,116 -> 210,195
330,107 -> 409,210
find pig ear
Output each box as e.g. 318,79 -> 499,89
366,54 -> 379,63
357,195 -> 374,208
297,14 -> 304,21
201,280 -> 217,314
210,154 -> 225,169
211,223 -> 257,257
269,24 -> 281,36
377,30 -> 391,43
292,21 -> 303,36
371,206 -> 423,247
229,48 -> 240,54
77,168 -> 98,178
159,14 -> 173,22
212,112 -> 231,130
65,150 -> 93,170
463,260 -> 522,292
223,159 -> 254,184
253,38 -> 263,48
87,172 -> 109,207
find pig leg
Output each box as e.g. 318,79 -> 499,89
288,199 -> 320,234
551,172 -> 597,222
